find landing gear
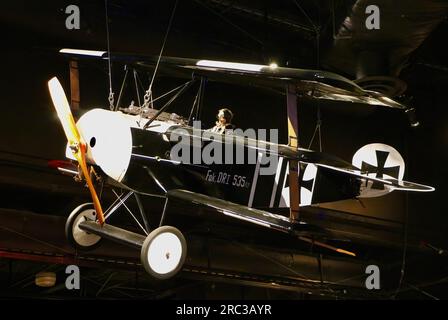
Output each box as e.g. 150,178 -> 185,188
65,203 -> 102,250
140,226 -> 187,279
65,194 -> 187,279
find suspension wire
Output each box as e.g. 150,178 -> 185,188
296,0 -> 323,152
133,69 -> 141,107
315,3 -> 322,152
135,71 -> 146,93
188,78 -> 203,124
142,0 -> 179,110
227,238 -> 337,296
188,86 -> 200,124
315,7 -> 322,152
196,77 -> 206,121
104,0 -> 114,110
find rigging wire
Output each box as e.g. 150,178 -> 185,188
307,108 -> 322,151
143,79 -> 196,130
142,0 -> 179,110
151,81 -> 193,104
0,226 -> 72,255
104,0 -> 114,110
403,282 -> 440,300
227,239 -> 338,296
115,66 -> 130,110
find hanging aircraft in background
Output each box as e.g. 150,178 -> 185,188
48,48 -> 434,279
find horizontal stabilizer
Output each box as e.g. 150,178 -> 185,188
316,164 -> 435,193
383,178 -> 435,192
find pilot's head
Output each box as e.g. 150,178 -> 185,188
217,108 -> 233,125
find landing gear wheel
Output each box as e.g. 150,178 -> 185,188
65,203 -> 102,251
140,226 -> 187,279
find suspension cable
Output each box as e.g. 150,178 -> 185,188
133,69 -> 141,107
142,0 -> 179,109
315,5 -> 322,152
104,0 -> 114,110
196,77 -> 206,121
188,78 -> 203,124
298,1 -> 323,152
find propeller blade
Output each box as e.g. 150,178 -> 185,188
48,77 -> 80,146
48,77 -> 105,225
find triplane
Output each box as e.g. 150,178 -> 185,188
49,48 -> 434,279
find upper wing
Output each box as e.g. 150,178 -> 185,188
59,48 -> 406,110
167,189 -> 328,237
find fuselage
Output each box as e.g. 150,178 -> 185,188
69,108 -> 360,209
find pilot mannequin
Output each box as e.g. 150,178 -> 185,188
209,108 -> 235,134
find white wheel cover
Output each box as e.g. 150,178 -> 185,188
72,209 -> 101,247
147,232 -> 183,275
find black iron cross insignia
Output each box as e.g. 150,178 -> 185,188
284,164 -> 315,192
361,150 -> 400,189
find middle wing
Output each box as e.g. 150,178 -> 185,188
167,189 -> 356,256
167,189 -> 327,237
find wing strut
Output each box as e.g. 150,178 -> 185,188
69,60 -> 80,111
286,84 -> 300,220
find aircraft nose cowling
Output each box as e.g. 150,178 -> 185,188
66,108 -> 132,182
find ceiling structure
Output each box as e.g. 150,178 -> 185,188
1,0 -> 448,299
